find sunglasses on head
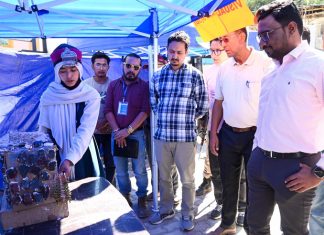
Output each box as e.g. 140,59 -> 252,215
123,63 -> 141,71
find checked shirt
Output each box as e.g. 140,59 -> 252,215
150,63 -> 208,142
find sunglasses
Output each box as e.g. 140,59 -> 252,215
210,49 -> 224,56
123,63 -> 141,71
257,26 -> 282,43
220,32 -> 240,44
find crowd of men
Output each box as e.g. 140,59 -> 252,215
44,0 -> 323,234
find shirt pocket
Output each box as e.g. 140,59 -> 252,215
244,80 -> 261,102
176,82 -> 192,98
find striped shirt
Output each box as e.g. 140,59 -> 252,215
150,63 -> 209,142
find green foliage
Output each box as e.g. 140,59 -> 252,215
247,0 -> 271,12
247,0 -> 323,12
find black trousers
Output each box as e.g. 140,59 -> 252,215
208,132 -> 223,204
208,132 -> 247,208
238,163 -> 247,212
218,124 -> 255,229
94,133 -> 115,184
208,132 -> 247,207
247,147 -> 320,235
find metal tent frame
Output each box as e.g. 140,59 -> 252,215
0,0 -> 235,212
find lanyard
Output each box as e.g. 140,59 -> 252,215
122,80 -> 128,102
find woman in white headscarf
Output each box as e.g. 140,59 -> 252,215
38,44 -> 104,181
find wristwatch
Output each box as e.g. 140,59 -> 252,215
312,165 -> 324,179
127,125 -> 134,134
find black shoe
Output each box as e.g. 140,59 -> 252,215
149,209 -> 175,225
123,193 -> 133,207
236,212 -> 245,227
137,196 -> 149,219
195,177 -> 212,196
181,215 -> 195,231
147,192 -> 160,201
147,192 -> 153,201
210,204 -> 222,220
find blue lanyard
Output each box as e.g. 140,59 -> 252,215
122,80 -> 128,102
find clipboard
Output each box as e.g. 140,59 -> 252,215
113,138 -> 139,158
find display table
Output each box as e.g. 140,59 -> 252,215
3,177 -> 149,235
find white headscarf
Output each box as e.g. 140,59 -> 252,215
39,62 -> 100,179
53,61 -> 83,84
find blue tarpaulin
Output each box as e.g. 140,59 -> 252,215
0,0 -> 263,202
68,24 -> 212,58
68,26 -> 260,58
0,0 -> 239,194
0,52 -> 148,138
0,0 -> 237,138
0,52 -> 52,136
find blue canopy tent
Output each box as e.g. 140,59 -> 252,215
0,0 -> 236,201
0,0 -> 234,38
0,0 -> 236,119
68,24 -> 260,59
68,24 -> 212,58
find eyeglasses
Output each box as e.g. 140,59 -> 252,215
94,63 -> 108,69
123,63 -> 141,71
220,32 -> 240,44
257,26 -> 282,43
210,49 -> 224,56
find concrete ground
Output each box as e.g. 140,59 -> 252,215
128,144 -> 282,235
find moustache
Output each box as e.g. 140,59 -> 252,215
262,45 -> 271,50
126,72 -> 135,76
125,76 -> 136,81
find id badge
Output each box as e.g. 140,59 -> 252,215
118,101 -> 128,115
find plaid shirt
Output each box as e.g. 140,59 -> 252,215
150,63 -> 209,142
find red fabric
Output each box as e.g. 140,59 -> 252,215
50,44 -> 82,65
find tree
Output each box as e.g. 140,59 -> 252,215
247,0 -> 323,12
247,0 -> 271,12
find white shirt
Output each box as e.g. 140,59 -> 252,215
215,48 -> 274,128
84,77 -> 110,134
254,41 -> 324,169
204,63 -> 221,131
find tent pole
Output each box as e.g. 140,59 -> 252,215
146,0 -> 198,16
31,0 -> 45,38
149,8 -> 159,213
42,38 -> 48,53
208,0 -> 223,15
151,34 -> 159,213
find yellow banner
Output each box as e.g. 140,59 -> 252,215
194,0 -> 255,42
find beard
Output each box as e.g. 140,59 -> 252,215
263,46 -> 274,58
123,71 -> 137,81
263,45 -> 287,62
262,34 -> 290,61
